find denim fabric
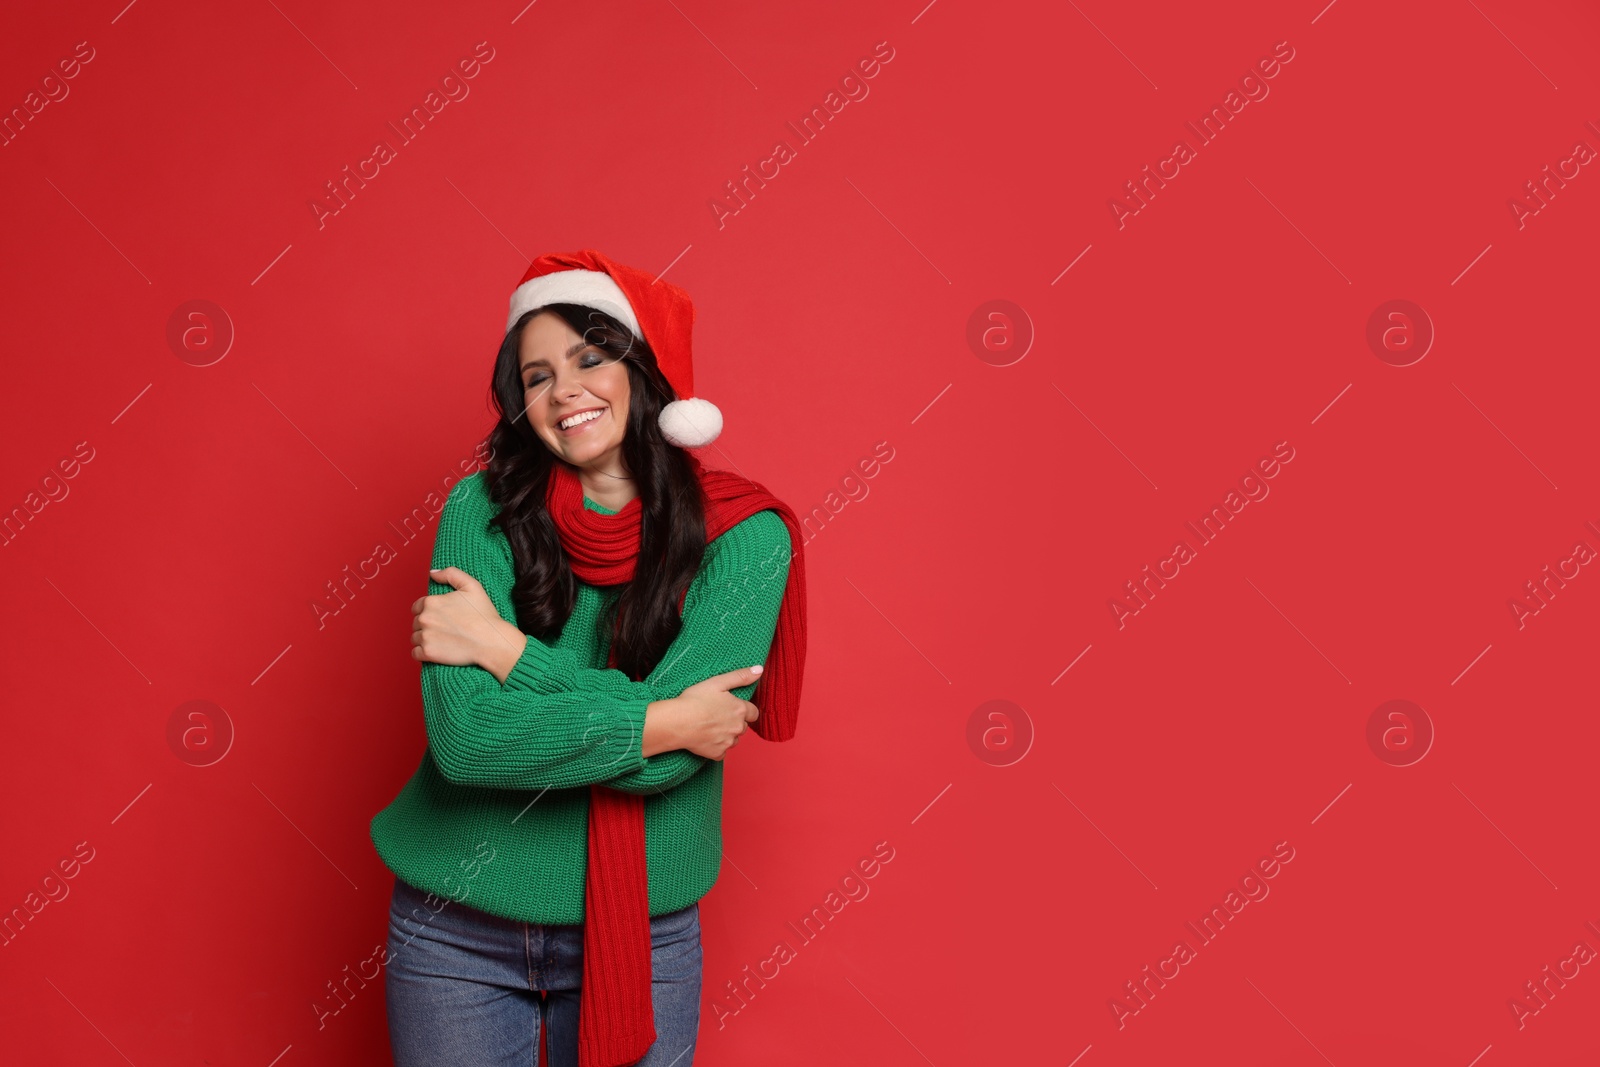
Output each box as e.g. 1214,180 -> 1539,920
385,876 -> 702,1065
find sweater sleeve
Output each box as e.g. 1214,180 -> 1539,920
504,506 -> 793,795
419,479 -> 649,791
419,475 -> 791,794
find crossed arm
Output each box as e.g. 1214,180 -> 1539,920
414,480 -> 791,796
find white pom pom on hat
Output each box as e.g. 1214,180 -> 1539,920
657,396 -> 723,448
507,249 -> 723,448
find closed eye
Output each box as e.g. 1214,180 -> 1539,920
524,348 -> 607,388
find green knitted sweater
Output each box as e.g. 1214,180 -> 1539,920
369,469 -> 792,923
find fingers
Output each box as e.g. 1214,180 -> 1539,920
428,566 -> 480,592
682,664 -> 766,698
725,706 -> 759,753
707,664 -> 766,690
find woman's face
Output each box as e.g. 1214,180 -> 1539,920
518,310 -> 632,470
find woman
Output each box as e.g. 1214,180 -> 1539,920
369,249 -> 807,1066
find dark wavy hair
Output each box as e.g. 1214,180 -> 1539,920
481,304 -> 708,682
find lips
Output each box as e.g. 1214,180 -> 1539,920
556,407 -> 606,434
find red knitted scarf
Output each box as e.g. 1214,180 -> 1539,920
544,455 -> 806,1067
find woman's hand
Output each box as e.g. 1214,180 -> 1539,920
660,666 -> 765,761
412,567 -> 526,679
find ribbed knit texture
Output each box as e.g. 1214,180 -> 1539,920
369,470 -> 792,924
581,782 -> 657,1061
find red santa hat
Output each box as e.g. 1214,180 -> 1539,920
506,249 -> 723,448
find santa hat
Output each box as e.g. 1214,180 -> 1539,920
506,249 -> 723,448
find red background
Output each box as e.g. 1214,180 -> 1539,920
3,0 -> 1598,1063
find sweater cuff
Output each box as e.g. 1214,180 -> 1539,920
604,699 -> 650,778
501,633 -> 557,693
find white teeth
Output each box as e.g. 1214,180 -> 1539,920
559,409 -> 604,430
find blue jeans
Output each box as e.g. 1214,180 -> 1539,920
385,876 -> 703,1066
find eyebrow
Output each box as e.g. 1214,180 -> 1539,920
521,340 -> 593,373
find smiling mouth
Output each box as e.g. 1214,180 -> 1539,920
557,407 -> 606,433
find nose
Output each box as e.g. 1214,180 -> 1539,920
550,365 -> 586,403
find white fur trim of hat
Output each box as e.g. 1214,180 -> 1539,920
506,269 -> 641,338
